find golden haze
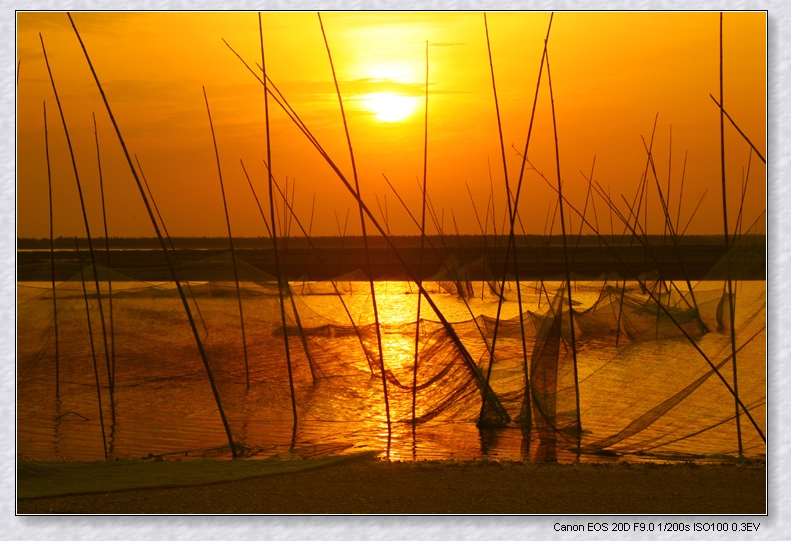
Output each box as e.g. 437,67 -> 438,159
16,11 -> 766,239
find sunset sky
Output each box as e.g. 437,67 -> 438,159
16,11 -> 766,239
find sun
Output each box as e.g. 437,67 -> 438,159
361,92 -> 419,122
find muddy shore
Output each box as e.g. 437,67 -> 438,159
17,456 -> 766,515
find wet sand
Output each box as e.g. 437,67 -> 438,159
17,456 -> 766,515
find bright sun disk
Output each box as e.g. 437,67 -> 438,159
362,92 -> 419,122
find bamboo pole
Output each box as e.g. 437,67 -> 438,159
334,209 -> 351,275
40,33 -> 115,426
718,12 -> 744,456
570,158 -> 595,275
327,206 -> 378,373
75,238 -> 108,460
466,181 -> 490,301
680,189 -> 709,236
709,94 -> 766,164
246,163 -> 323,381
450,211 -> 473,298
308,194 -> 316,237
318,12 -> 391,431
203,87 -> 250,388
676,151 -> 688,233
422,182 -> 449,262
508,145 -> 554,307
92,113 -> 117,453
664,126 -> 672,245
734,148 -> 754,237
383,174 -> 494,350
515,205 -> 552,308
67,13 -> 238,458
92,113 -> 116,396
270,169 -> 326,382
44,101 -> 60,399
641,135 -> 703,318
258,12 -> 299,433
615,123 -> 655,345
584,169 -> 696,314
135,156 -> 209,338
482,13 -> 533,435
479,13 -> 553,426
608,186 -> 615,240
412,40 -> 430,424
546,48 -> 583,449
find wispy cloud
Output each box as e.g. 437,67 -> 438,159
430,41 -> 464,47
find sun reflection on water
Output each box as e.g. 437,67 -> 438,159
17,279 -> 766,462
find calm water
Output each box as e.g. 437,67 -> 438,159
17,278 -> 766,463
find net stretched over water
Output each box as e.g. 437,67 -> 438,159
17,232 -> 766,462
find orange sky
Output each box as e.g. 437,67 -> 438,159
16,11 -> 766,239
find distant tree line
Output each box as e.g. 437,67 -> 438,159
16,233 -> 760,252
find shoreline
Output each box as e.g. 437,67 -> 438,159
17,455 -> 766,515
16,243 -> 765,282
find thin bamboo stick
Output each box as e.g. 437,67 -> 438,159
428,183 -> 466,294
420,177 -> 448,260
242,159 -> 323,382
664,126 -> 672,245
479,13 -> 553,426
587,172 -> 695,312
412,40 -> 429,425
41,33 -> 115,426
641,135 -> 704,319
546,47 -> 583,448
318,12 -> 391,431
271,170 -> 327,382
464,180 -> 490,300
135,156 -> 209,338
258,12 -> 298,433
734,148 -> 754,237
93,113 -> 115,395
308,194 -> 316,237
709,94 -> 766,164
334,209 -> 351,276
375,194 -> 391,237
680,189 -> 709,236
718,12 -> 743,456
203,87 -> 250,388
608,186 -> 615,239
482,13 -> 532,435
329,206 -> 377,373
507,145 -> 554,306
676,151 -> 688,233
570,158 -> 595,272
44,101 -> 60,399
616,124 -> 655,344
75,238 -> 108,460
67,13 -> 238,457
450,211 -> 473,298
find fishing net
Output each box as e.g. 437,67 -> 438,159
17,225 -> 765,462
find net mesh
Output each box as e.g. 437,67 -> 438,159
17,225 -> 765,461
